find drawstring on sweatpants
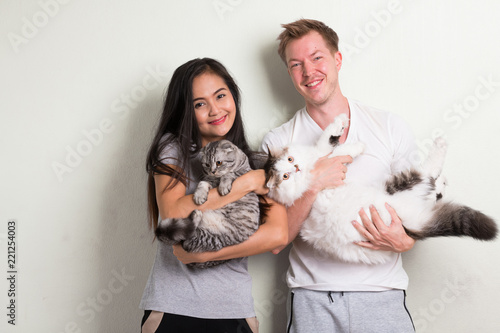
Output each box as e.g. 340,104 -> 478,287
328,291 -> 345,304
328,291 -> 334,303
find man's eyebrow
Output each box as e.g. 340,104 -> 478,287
288,50 -> 322,64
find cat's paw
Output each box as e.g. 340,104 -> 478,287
324,114 -> 349,137
349,142 -> 365,157
218,176 -> 233,196
422,137 -> 448,178
193,181 -> 211,205
434,136 -> 447,148
335,113 -> 349,129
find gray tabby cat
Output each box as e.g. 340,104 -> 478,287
264,114 -> 498,264
155,140 -> 262,268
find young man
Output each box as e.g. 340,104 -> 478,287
262,19 -> 417,332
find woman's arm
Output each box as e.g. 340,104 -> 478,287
156,166 -> 268,219
172,197 -> 288,264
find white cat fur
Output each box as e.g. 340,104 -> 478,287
266,114 -> 449,265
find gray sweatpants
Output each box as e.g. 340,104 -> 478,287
287,288 -> 415,333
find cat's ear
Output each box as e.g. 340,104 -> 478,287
265,176 -> 275,190
266,145 -> 284,158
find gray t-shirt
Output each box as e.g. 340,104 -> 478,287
139,137 -> 255,318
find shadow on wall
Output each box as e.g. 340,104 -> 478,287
260,41 -> 304,119
95,89 -> 163,332
251,42 -> 306,332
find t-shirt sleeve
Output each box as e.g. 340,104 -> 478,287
159,137 -> 182,167
260,129 -> 287,153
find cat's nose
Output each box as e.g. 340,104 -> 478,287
294,164 -> 301,172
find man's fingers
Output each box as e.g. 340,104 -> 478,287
358,208 -> 381,237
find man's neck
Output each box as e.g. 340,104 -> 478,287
306,94 -> 350,130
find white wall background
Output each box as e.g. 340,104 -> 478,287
1,0 -> 499,332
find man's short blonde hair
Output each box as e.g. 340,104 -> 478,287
277,19 -> 339,64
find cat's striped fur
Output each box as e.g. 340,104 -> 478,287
156,140 -> 262,268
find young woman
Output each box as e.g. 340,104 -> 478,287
140,58 -> 288,333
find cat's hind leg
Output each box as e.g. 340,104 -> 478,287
155,214 -> 200,245
421,137 -> 447,179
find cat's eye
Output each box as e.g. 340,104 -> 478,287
216,161 -> 222,166
287,156 -> 294,163
283,172 -> 291,180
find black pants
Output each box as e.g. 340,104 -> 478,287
141,310 -> 253,333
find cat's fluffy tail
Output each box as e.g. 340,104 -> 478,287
405,202 -> 498,241
155,214 -> 199,244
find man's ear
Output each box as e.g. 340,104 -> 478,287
335,51 -> 343,71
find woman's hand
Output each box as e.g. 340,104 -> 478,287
172,244 -> 207,264
352,203 -> 415,253
241,169 -> 269,195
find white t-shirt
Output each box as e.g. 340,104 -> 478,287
261,99 -> 417,291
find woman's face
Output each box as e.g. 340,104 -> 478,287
192,72 -> 236,147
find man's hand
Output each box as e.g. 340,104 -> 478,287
352,203 -> 415,253
309,154 -> 353,193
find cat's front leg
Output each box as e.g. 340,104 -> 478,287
193,181 -> 212,205
218,174 -> 235,196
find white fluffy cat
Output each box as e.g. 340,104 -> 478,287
264,114 -> 497,265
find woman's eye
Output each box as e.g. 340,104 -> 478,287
217,93 -> 226,99
283,173 -> 290,180
287,156 -> 294,163
194,102 -> 205,109
216,161 -> 222,166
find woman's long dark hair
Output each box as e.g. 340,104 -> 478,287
146,58 -> 254,231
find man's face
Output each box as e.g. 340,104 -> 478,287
285,31 -> 342,108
